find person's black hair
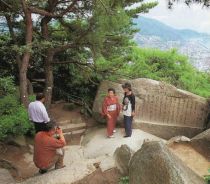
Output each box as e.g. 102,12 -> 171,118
108,88 -> 116,94
45,120 -> 56,132
122,82 -> 132,91
36,93 -> 45,101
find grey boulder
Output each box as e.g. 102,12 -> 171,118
129,141 -> 205,184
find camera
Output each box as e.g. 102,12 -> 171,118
54,133 -> 60,139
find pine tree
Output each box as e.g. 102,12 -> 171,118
0,0 -> 157,107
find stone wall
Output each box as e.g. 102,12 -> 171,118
92,78 -> 209,139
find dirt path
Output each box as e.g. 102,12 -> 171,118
169,143 -> 210,177
49,103 -> 84,122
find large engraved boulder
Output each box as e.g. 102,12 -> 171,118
92,78 -> 208,139
129,141 -> 205,184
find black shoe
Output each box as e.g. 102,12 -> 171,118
123,135 -> 130,138
39,169 -> 47,174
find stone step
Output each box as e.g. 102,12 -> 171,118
62,126 -> 86,133
63,129 -> 86,136
59,122 -> 86,131
57,119 -> 71,125
57,118 -> 86,125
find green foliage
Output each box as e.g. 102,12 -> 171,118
119,47 -> 210,97
0,95 -> 18,116
88,0 -> 157,79
204,175 -> 210,183
0,0 -> 157,106
204,168 -> 210,183
53,64 -> 98,106
0,77 -> 16,96
29,95 -> 36,102
127,2 -> 158,18
0,33 -> 18,79
0,77 -> 33,141
0,105 -> 33,140
119,176 -> 129,184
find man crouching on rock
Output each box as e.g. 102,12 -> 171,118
33,120 -> 66,174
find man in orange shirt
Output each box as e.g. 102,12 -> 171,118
33,121 -> 66,174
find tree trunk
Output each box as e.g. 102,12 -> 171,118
41,15 -> 53,109
19,0 -> 33,107
5,14 -> 30,106
19,65 -> 29,106
44,50 -> 54,108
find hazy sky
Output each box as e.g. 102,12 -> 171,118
140,0 -> 210,34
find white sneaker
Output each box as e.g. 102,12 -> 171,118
113,129 -> 116,133
108,135 -> 115,138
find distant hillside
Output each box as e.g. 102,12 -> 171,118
133,16 -> 210,71
133,16 -> 210,41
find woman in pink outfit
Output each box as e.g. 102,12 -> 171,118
102,88 -> 121,138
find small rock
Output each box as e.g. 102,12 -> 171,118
167,136 -> 191,145
93,162 -> 100,169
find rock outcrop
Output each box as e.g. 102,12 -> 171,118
129,141 -> 205,184
114,144 -> 134,175
192,128 -> 210,142
82,128 -> 164,159
93,78 -> 208,139
0,168 -> 15,184
191,128 -> 210,160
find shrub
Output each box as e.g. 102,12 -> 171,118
118,47 -> 210,98
204,169 -> 210,183
0,77 -> 16,97
0,77 -> 33,141
119,176 -> 129,184
0,105 -> 33,140
0,95 -> 19,116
